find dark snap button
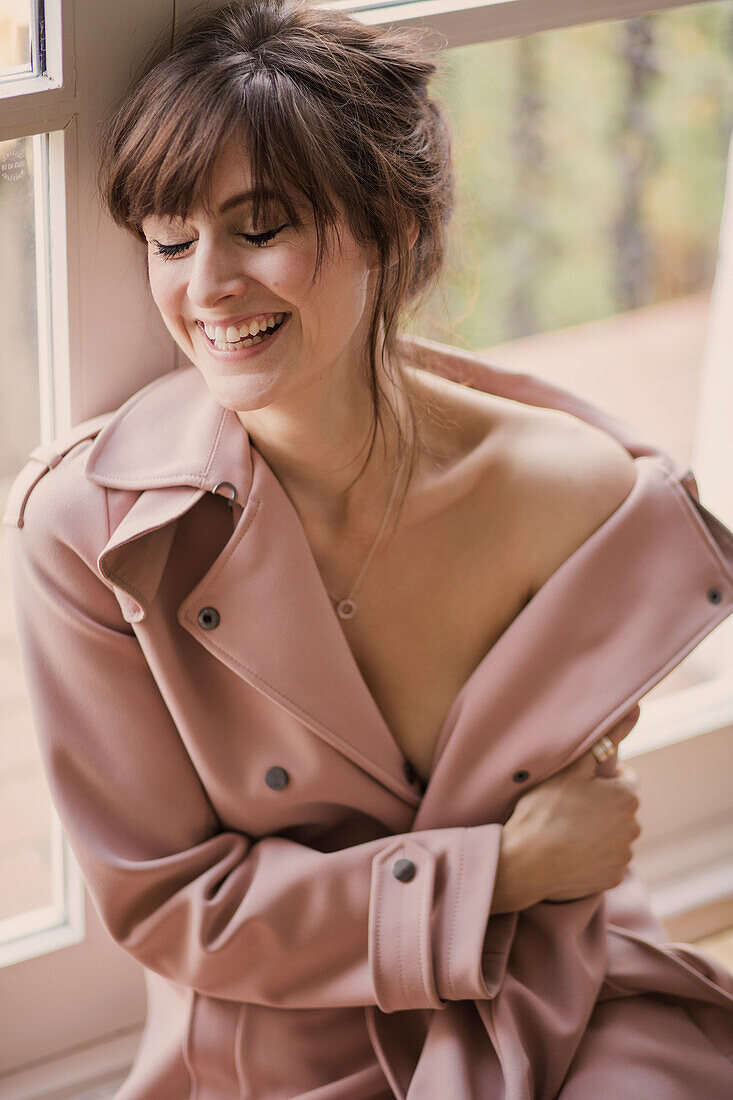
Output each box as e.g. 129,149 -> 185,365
513,769 -> 530,783
392,857 -> 416,883
265,766 -> 290,790
707,587 -> 722,605
198,606 -> 220,630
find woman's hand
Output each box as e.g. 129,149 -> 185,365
493,707 -> 642,912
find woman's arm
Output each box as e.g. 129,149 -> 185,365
4,443 -> 518,1014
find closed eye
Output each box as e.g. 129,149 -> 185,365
151,225 -> 287,260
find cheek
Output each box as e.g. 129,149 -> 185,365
293,243 -> 368,321
268,248 -> 315,300
148,264 -> 177,313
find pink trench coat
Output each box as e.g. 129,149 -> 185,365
4,334 -> 733,1100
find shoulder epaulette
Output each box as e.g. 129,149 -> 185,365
2,413 -> 114,529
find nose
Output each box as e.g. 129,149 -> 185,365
186,235 -> 250,312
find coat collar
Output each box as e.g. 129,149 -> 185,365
84,336 -> 733,807
84,358 -> 255,499
83,333 -> 696,626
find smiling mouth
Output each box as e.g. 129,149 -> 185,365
198,315 -> 288,350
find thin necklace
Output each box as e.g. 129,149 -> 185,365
325,449 -> 409,620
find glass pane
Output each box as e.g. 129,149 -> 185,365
0,0 -> 33,78
411,0 -> 733,700
0,134 -> 52,928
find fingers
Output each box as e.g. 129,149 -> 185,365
590,706 -> 642,776
567,706 -> 642,779
615,760 -> 639,791
557,705 -> 643,781
569,745 -> 610,778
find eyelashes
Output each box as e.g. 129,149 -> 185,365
151,224 -> 287,260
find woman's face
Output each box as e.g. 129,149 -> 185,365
141,136 -> 378,413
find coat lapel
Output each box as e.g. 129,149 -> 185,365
85,364 -> 254,622
84,364 -> 419,802
176,444 -> 420,801
83,339 -> 733,809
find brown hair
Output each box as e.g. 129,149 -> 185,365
96,0 -> 456,512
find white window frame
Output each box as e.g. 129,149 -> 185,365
0,1 -> 730,1094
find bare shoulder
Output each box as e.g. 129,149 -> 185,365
501,404 -> 638,594
404,365 -> 636,595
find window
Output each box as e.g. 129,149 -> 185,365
407,1 -> 733,732
1,2 -> 731,1094
0,0 -> 35,80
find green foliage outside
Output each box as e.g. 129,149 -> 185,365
409,1 -> 733,351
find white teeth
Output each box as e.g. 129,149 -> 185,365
203,313 -> 287,344
202,313 -> 287,349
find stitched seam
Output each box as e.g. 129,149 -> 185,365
102,486 -> 111,554
537,606 -> 731,786
189,564 -> 418,800
202,405 -> 229,480
397,847 -> 409,1009
374,857 -> 386,1009
107,575 -> 149,607
662,467 -> 733,583
416,852 -> 429,1004
94,474 -> 211,486
90,369 -> 191,476
445,831 -> 465,1000
187,494 -> 419,801
197,629 -> 415,793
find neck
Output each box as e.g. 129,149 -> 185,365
234,345 -> 416,533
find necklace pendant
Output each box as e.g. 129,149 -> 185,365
336,598 -> 357,620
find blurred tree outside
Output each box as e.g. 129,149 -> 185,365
410,1 -> 733,352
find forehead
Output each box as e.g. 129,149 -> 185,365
145,191 -> 284,230
143,135 -> 303,229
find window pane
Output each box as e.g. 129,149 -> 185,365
0,0 -> 33,79
0,134 -> 52,931
411,0 -> 733,700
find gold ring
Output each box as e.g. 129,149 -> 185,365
590,736 -> 616,763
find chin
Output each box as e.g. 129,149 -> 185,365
205,371 -> 283,412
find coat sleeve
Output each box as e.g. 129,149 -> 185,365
3,446 -> 518,1013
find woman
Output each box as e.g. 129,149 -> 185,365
5,1 -> 733,1096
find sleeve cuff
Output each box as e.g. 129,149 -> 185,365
369,837 -> 445,1013
368,824 -> 516,1012
432,823 -> 516,1001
